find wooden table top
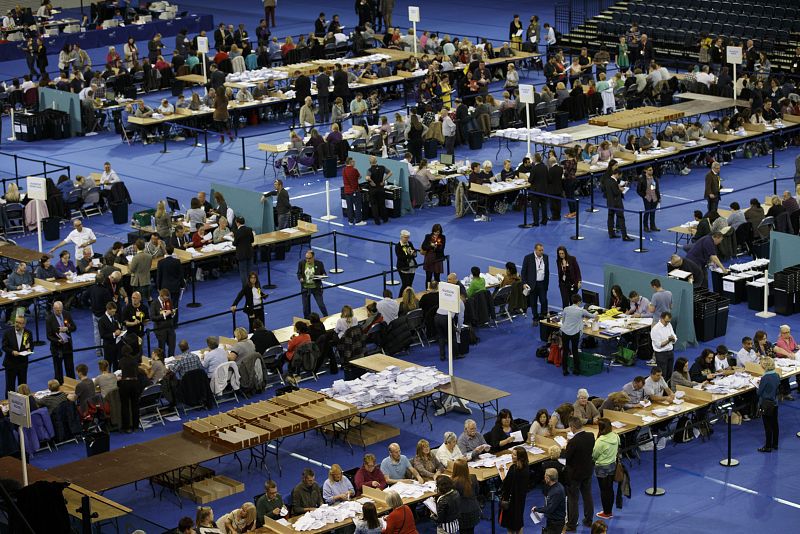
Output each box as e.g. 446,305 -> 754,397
0,244 -> 44,263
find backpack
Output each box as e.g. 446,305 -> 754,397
548,343 -> 562,367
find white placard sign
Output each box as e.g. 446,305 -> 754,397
197,36 -> 209,54
26,176 -> 47,200
726,46 -> 742,65
438,282 -> 460,314
9,392 -> 31,428
408,6 -> 420,23
519,84 -> 535,104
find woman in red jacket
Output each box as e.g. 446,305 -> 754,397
556,246 -> 582,309
382,490 -> 418,534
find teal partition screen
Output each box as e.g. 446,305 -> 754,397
603,264 -> 696,350
768,231 -> 800,275
39,87 -> 81,136
349,152 -> 412,215
210,183 -> 273,234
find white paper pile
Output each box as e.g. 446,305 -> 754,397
315,53 -> 390,67
321,365 -> 450,409
460,272 -> 501,288
291,501 -> 365,531
468,452 -> 499,469
706,372 -> 753,393
226,68 -> 289,83
390,480 -> 436,499
728,259 -> 769,272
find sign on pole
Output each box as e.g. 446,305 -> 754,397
408,6 -> 420,22
197,36 -> 209,92
726,46 -> 742,101
8,391 -> 30,486
438,282 -> 460,313
519,84 -> 535,157
27,176 -> 47,253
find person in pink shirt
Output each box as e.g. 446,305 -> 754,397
774,324 -> 798,358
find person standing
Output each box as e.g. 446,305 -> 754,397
231,272 -> 267,332
46,301 -> 76,384
531,467 -> 566,534
270,179 -> 291,229
214,87 -> 234,143
637,165 -> 661,232
563,148 -> 579,218
522,243 -> 549,323
601,165 -> 633,241
564,416 -> 595,531
2,316 -> 32,397
556,246 -> 582,309
151,288 -> 177,357
649,279 -> 672,319
316,67 -> 331,123
128,238 -> 152,302
395,230 -> 418,296
98,302 -> 123,370
528,153 -> 549,226
297,250 -> 329,319
592,418 -> 619,520
342,158 -> 366,226
548,156 -> 564,220
498,446 -> 529,534
757,356 -> 780,452
651,311 -> 677,383
560,294 -> 596,376
704,161 -> 722,213
263,0 -> 276,27
381,0 -> 394,29
233,216 -> 255,287
421,223 -> 446,286
366,155 -> 391,225
49,219 -> 97,258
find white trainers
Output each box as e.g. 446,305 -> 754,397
647,358 -> 657,366
355,221 -> 367,226
681,167 -> 691,175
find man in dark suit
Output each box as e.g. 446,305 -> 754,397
564,416 -> 595,531
528,153 -> 549,226
156,244 -> 184,322
331,63 -> 350,105
547,156 -> 564,221
638,34 -> 653,69
3,315 -> 33,397
98,302 -> 123,370
297,250 -> 329,318
46,301 -> 77,384
213,23 -> 228,51
316,66 -> 331,123
293,70 -> 312,108
314,13 -> 327,37
521,243 -> 549,323
151,288 -> 177,356
601,166 -> 633,241
704,161 -> 721,213
454,98 -> 469,146
233,216 -> 255,287
123,290 -> 150,354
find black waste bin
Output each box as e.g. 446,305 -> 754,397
385,186 -> 402,218
712,294 -> 730,338
747,281 -> 773,311
555,111 -> 569,129
42,217 -> 60,241
693,296 -> 717,342
110,201 -> 129,224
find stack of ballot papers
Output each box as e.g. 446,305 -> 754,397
186,242 -> 235,256
291,501 -> 366,531
391,480 -> 437,499
321,366 -> 450,409
460,272 -> 502,288
706,372 -> 754,393
776,357 -> 800,368
728,259 -> 769,272
484,178 -> 529,192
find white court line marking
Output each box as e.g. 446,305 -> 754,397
322,281 -> 381,299
662,194 -> 693,201
312,217 -> 344,227
365,259 -> 376,264
311,246 -> 349,258
669,466 -> 800,509
291,190 -> 327,200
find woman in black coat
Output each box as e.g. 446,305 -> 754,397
35,38 -> 48,74
499,446 -> 530,534
395,230 -> 418,297
608,284 -> 629,311
230,271 -> 267,332
432,475 -> 461,534
421,223 -> 446,287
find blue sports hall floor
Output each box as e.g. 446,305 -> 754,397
1,0 -> 800,532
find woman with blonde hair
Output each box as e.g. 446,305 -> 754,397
335,305 -> 356,338
5,183 -> 21,203
213,216 -> 232,243
154,200 -> 171,239
398,286 -> 419,316
216,502 -> 256,533
322,463 -> 354,504
600,391 -> 630,415
195,506 -> 215,530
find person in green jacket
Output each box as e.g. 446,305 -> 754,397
255,480 -> 285,527
466,266 -> 486,297
592,418 -> 620,519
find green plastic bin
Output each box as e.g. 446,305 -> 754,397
568,351 -> 605,376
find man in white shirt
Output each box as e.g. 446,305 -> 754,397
100,161 -> 120,185
714,344 -> 731,372
78,85 -> 96,101
49,220 -> 96,258
376,289 -> 399,324
20,76 -> 36,92
736,336 -> 759,367
696,65 -> 716,88
643,366 -> 674,403
157,99 -> 174,115
402,153 -> 416,177
441,109 -> 456,155
543,23 -> 556,46
650,311 -> 676,383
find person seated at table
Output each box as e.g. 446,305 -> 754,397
93,359 -> 118,397
398,287 -> 419,317
283,321 -> 311,373
201,336 -> 229,378
354,453 -> 387,495
168,225 -> 191,250
607,284 -> 628,311
456,418 -> 491,459
548,402 -> 574,432
256,481 -> 284,526
714,345 -> 732,373
644,366 -> 675,403
383,490 -> 417,533
671,357 -> 700,390
622,376 -> 647,408
433,431 -> 464,468
689,349 -> 718,383
292,468 -> 323,515
216,502 -> 256,533
212,216 -> 232,244
248,319 -> 279,357
626,291 -> 651,317
191,224 -> 213,249
467,162 -> 483,185
499,159 -> 517,181
479,160 -> 495,182
195,507 -> 216,531
599,391 -> 629,416
486,408 -> 518,452
411,439 -> 445,481
322,464 -> 354,504
54,250 -> 76,277
35,255 -> 65,280
16,384 -> 39,411
527,409 -> 552,441
381,442 -> 424,484
145,348 -> 167,385
466,266 -> 486,298
573,388 -> 600,425
6,261 -> 32,290
37,379 -> 76,414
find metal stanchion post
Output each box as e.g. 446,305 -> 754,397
570,198 -> 584,240
446,255 -> 451,275
201,129 -> 211,163
330,232 -> 343,273
239,137 -> 250,170
161,132 -> 168,154
645,434 -> 665,496
518,190 -> 533,228
634,211 -> 648,253
382,272 -> 387,293
773,177 -> 777,196
264,246 -> 276,289
720,406 -> 739,467
386,242 -> 399,285
768,133 -> 779,169
586,176 -> 598,213
187,261 -> 202,308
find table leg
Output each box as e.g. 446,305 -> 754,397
187,261 -> 201,308
264,245 -> 276,289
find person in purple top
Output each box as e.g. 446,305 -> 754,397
686,232 -> 727,287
